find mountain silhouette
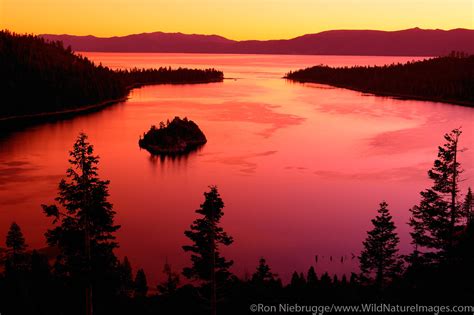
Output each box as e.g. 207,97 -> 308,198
41,28 -> 474,56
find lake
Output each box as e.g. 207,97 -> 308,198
1,53 -> 473,284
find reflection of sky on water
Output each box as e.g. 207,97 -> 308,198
1,53 -> 473,284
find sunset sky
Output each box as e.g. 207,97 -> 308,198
1,0 -> 472,40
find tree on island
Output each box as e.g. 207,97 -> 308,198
182,186 -> 234,315
359,201 -> 402,288
409,128 -> 464,262
42,132 -> 120,315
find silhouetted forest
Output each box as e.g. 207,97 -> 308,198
1,128 -> 473,315
0,31 -> 223,119
285,53 -> 474,106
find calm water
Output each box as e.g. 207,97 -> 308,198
1,53 -> 473,284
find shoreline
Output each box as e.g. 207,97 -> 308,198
0,97 -> 129,127
285,79 -> 474,108
0,78 -> 223,127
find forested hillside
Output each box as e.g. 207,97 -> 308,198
286,53 -> 474,106
0,31 -> 223,119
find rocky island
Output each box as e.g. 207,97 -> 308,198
138,117 -> 207,155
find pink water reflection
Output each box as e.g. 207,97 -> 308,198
1,53 -> 473,285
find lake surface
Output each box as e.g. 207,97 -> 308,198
1,53 -> 473,284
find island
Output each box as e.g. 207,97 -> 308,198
138,117 -> 207,155
0,31 -> 224,124
285,52 -> 474,107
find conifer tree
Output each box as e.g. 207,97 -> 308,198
306,266 -> 318,288
341,274 -> 348,287
290,271 -> 300,288
5,222 -> 27,268
42,133 -> 120,315
320,272 -> 332,288
134,268 -> 148,297
182,186 -> 233,315
157,262 -> 180,296
2,222 -> 27,272
118,256 -> 134,297
409,129 -> 464,261
251,258 -> 277,284
359,201 -> 402,287
463,187 -> 473,226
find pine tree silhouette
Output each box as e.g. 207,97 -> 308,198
359,201 -> 402,288
42,132 -> 120,315
118,256 -> 134,297
306,266 -> 318,289
462,187 -> 474,226
251,258 -> 278,284
409,129 -> 465,262
134,268 -> 148,297
157,262 -> 180,296
5,222 -> 27,269
182,186 -> 233,315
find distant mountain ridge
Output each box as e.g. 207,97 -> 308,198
41,28 -> 474,56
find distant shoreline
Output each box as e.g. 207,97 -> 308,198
288,80 -> 474,108
285,55 -> 474,108
41,28 -> 474,57
0,79 -> 223,127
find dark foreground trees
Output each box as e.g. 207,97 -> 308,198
462,187 -> 474,225
359,201 -> 402,287
1,129 -> 474,315
406,128 -> 474,298
5,222 -> 28,269
182,186 -> 234,315
42,133 -> 120,315
409,128 -> 464,262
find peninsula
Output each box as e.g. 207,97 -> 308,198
0,31 -> 223,124
285,53 -> 474,107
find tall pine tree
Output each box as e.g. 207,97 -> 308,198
251,258 -> 278,284
359,201 -> 402,287
118,256 -> 134,297
306,266 -> 318,289
462,187 -> 473,226
134,268 -> 148,297
182,186 -> 233,315
157,262 -> 180,296
42,133 -> 120,315
5,222 -> 27,270
409,128 -> 464,262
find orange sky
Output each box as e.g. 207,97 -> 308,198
1,0 -> 472,40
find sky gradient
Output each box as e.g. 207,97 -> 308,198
1,0 -> 473,40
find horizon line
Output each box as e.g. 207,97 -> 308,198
6,26 -> 473,42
